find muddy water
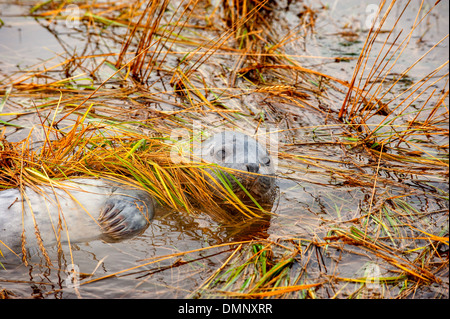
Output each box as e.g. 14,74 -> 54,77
0,0 -> 448,298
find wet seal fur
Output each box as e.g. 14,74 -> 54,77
0,131 -> 276,256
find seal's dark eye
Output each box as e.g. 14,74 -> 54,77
216,149 -> 226,161
262,156 -> 271,165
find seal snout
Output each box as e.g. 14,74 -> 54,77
246,163 -> 260,173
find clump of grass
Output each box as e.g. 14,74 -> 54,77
338,0 -> 448,164
191,241 -> 299,298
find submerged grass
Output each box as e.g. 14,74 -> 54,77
0,0 -> 448,298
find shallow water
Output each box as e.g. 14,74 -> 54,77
0,0 -> 448,298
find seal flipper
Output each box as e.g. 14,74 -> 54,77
98,189 -> 154,241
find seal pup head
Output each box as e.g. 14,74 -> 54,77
200,131 -> 276,201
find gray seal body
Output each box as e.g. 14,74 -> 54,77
0,178 -> 154,255
0,131 -> 276,258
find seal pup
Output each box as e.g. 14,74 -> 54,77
0,131 -> 276,256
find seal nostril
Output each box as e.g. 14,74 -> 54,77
246,163 -> 259,173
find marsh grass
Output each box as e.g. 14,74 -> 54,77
0,0 -> 448,298
338,1 -> 448,156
